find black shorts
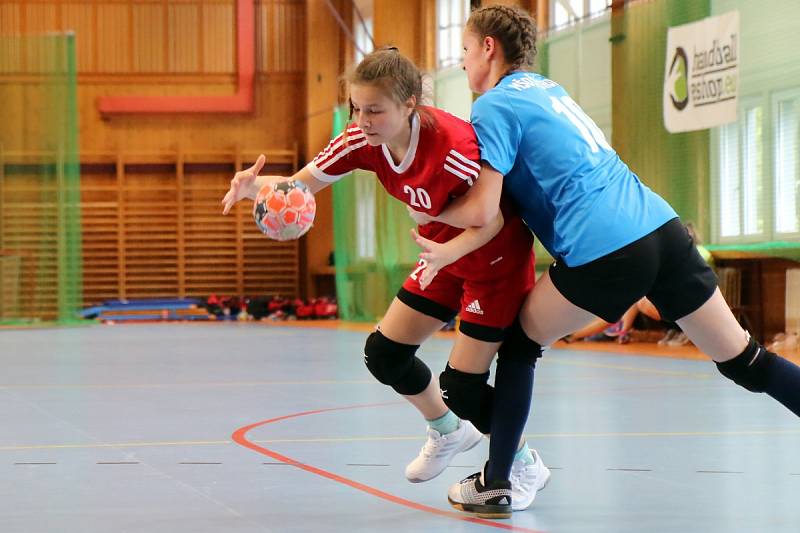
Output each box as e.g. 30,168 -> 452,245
549,218 -> 718,323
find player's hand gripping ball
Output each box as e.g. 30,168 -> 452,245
253,180 -> 316,241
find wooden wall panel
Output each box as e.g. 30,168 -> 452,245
81,170 -> 120,303
1,167 -> 62,320
256,1 -> 272,72
169,3 -> 201,72
0,33 -> 20,73
73,148 -> 300,306
304,0 -> 346,297
0,1 -> 307,156
202,3 -> 235,73
182,171 -> 239,295
2,0 -> 323,309
271,0 -> 298,72
62,4 -> 97,72
96,4 -> 129,73
260,0 -> 305,72
5,1 -> 304,76
75,75 -> 303,151
131,3 -> 165,72
0,4 -> 22,35
24,2 -> 58,33
123,170 -> 180,298
374,0 -> 427,64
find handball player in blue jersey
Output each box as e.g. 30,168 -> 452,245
408,4 -> 800,515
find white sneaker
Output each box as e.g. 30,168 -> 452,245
405,420 -> 483,483
510,449 -> 551,511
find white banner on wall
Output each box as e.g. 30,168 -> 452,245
663,11 -> 740,133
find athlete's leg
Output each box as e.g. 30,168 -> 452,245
446,324 -> 551,513
442,332 -> 501,433
375,267 -> 489,483
565,317 -> 612,342
447,262 -> 550,513
519,270 -> 598,346
646,220 -> 800,416
674,288 -> 748,360
636,296 -> 662,321
676,289 -> 800,416
618,304 -> 640,333
372,296 -> 449,419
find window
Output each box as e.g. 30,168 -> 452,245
355,173 -> 376,260
353,6 -> 374,64
551,0 -> 611,29
718,122 -> 740,238
742,106 -> 765,236
715,99 -> 766,242
774,90 -> 800,237
436,0 -> 471,69
715,92 -> 800,243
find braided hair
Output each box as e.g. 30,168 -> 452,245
467,5 -> 537,71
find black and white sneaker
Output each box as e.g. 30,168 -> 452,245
447,468 -> 512,519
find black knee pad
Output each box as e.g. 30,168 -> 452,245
497,317 -> 543,365
363,330 -> 431,395
438,364 -> 493,434
716,337 -> 775,393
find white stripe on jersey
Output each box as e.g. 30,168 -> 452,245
318,139 -> 368,171
444,163 -> 474,186
316,131 -> 366,160
445,155 -> 479,180
315,132 -> 366,167
306,162 -> 347,183
448,149 -> 480,172
315,137 -> 340,162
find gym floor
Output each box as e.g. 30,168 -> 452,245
2,322 -> 798,533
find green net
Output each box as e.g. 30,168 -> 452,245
0,33 -> 82,324
330,106 -> 419,321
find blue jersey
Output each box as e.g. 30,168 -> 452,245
471,72 -> 677,267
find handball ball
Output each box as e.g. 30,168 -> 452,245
253,180 -> 316,241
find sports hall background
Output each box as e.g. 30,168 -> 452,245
3,3 -> 800,533
2,0 -> 800,342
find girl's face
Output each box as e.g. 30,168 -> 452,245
350,84 -> 414,146
462,28 -> 493,94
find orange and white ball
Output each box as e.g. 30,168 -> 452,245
253,180 -> 316,241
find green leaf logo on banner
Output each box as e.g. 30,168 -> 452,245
668,47 -> 689,111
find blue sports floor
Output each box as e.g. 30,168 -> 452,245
1,323 -> 799,533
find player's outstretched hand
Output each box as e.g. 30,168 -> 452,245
406,205 -> 435,226
222,154 -> 266,215
411,228 -> 457,290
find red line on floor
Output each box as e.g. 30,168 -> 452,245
231,402 -> 546,532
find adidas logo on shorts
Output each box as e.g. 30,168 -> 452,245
465,300 -> 484,315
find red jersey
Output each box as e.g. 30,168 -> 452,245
307,106 -> 533,281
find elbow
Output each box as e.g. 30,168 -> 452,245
473,205 -> 501,227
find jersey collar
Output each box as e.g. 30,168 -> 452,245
381,112 -> 420,174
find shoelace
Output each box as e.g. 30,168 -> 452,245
510,462 -> 534,489
461,471 -> 482,484
420,432 -> 444,458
